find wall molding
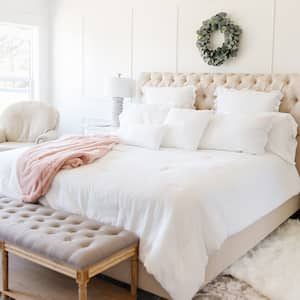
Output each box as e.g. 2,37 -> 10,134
80,16 -> 85,97
271,0 -> 277,73
77,0 -> 281,99
175,4 -> 179,72
130,8 -> 134,78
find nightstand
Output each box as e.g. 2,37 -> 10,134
81,118 -> 118,136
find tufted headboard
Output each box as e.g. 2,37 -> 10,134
138,73 -> 300,173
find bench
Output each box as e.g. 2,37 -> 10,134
0,196 -> 139,300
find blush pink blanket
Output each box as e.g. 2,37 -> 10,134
17,135 -> 119,203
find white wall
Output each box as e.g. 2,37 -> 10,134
0,0 -> 50,102
51,0 -> 300,134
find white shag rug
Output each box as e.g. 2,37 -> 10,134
226,219 -> 300,300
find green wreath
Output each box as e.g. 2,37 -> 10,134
196,12 -> 242,66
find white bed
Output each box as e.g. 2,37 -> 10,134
0,143 -> 299,300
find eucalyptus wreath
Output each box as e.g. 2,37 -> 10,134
196,12 -> 242,66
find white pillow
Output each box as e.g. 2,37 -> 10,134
265,112 -> 298,164
215,87 -> 283,113
117,124 -> 166,150
119,103 -> 169,126
199,113 -> 273,155
142,86 -> 196,109
162,109 -> 213,150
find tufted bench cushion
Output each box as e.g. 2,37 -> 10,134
0,196 -> 138,270
0,195 -> 139,300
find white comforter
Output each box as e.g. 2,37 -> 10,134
0,145 -> 299,300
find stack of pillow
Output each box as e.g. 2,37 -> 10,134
117,85 -> 298,165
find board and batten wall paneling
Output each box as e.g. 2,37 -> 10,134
273,0 -> 300,73
51,0 -> 84,133
51,0 -> 300,133
177,0 -> 275,73
132,0 -> 178,77
83,0 -> 132,98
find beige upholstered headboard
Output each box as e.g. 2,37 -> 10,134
138,73 -> 300,173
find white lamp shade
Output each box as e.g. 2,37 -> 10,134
105,77 -> 135,98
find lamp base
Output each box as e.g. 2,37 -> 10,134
112,97 -> 124,127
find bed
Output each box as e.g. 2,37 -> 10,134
0,73 -> 300,300
105,72 -> 300,299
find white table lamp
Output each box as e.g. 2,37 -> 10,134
105,74 -> 134,127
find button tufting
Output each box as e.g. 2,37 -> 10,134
91,227 -> 100,231
30,225 -> 39,230
50,223 -> 60,228
20,214 -> 30,218
27,207 -> 37,212
85,233 -> 94,238
64,236 -> 72,242
102,230 -> 118,236
80,242 -> 92,248
71,221 -> 81,225
42,212 -> 52,216
56,216 -> 67,221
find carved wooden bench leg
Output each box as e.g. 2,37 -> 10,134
130,246 -> 139,299
76,271 -> 89,300
2,244 -> 9,300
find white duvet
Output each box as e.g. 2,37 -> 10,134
0,145 -> 299,300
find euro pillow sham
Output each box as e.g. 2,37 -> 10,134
142,86 -> 196,109
265,112 -> 298,164
199,113 -> 274,155
215,87 -> 283,113
162,108 -> 213,150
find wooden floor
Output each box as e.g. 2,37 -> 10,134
0,253 -> 147,300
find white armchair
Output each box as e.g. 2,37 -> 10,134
0,128 -> 5,143
0,101 -> 59,151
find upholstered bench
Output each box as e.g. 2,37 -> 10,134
0,196 -> 139,300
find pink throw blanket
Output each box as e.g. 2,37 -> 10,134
17,135 -> 119,203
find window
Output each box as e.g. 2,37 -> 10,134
0,22 -> 38,113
